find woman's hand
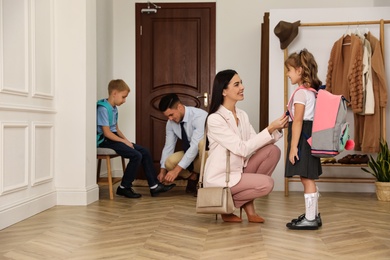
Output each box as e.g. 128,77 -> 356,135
267,114 -> 289,134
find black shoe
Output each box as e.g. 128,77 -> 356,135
186,178 -> 198,194
286,216 -> 319,230
150,183 -> 176,197
116,187 -> 142,198
291,213 -> 322,227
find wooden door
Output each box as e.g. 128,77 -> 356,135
135,3 -> 216,176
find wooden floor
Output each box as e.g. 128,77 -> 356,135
1,185 -> 390,260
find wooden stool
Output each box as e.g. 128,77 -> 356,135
97,148 -> 125,199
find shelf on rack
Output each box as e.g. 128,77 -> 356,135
321,163 -> 368,167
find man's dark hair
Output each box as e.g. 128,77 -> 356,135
159,93 -> 180,112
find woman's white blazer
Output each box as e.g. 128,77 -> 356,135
204,106 -> 282,188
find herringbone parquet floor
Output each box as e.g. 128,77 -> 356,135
1,185 -> 389,260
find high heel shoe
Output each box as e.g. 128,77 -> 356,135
221,213 -> 242,223
240,207 -> 265,223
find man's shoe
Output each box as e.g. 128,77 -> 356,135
291,213 -> 322,227
116,187 -> 142,198
186,178 -> 198,194
286,216 -> 319,230
150,183 -> 176,197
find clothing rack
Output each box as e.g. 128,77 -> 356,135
284,19 -> 390,196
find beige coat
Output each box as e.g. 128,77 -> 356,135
355,32 -> 388,152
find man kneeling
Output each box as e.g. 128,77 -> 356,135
157,94 -> 207,196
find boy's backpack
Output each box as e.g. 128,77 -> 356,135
96,99 -> 117,147
288,86 -> 353,158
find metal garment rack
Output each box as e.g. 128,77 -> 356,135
284,19 -> 390,196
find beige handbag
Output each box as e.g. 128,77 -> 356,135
196,131 -> 235,214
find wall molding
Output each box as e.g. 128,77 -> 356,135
0,122 -> 29,195
0,102 -> 56,113
0,0 -> 29,94
31,122 -> 54,186
31,0 -> 55,99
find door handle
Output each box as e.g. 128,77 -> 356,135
196,92 -> 209,107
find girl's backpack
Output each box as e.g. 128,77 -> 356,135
287,86 -> 353,158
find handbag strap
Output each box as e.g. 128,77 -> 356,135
198,115 -> 231,188
198,131 -> 207,188
225,149 -> 230,187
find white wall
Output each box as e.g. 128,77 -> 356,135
55,0 -> 98,205
0,0 -> 57,230
0,0 -> 98,230
97,0 -> 113,98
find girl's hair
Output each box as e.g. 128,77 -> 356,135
208,69 -> 238,115
284,48 -> 322,91
108,79 -> 130,94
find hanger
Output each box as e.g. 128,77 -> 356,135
364,27 -> 370,37
343,25 -> 351,37
355,24 -> 364,39
342,25 -> 351,45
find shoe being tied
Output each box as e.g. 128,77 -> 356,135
150,183 -> 176,197
186,178 -> 198,194
291,213 -> 322,227
116,187 -> 142,198
286,216 -> 319,230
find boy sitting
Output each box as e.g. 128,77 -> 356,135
97,79 -> 175,198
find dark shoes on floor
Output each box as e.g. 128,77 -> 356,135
116,186 -> 142,198
286,213 -> 322,230
150,183 -> 176,197
117,183 -> 176,198
186,178 -> 198,196
291,213 -> 322,227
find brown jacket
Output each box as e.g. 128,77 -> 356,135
325,34 -> 364,113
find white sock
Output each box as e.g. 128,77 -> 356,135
304,193 -> 317,221
316,186 -> 320,216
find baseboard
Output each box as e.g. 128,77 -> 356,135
56,184 -> 99,205
0,192 -> 56,230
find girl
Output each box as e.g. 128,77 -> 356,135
204,69 -> 288,223
285,49 -> 323,230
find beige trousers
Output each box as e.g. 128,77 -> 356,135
164,139 -> 207,179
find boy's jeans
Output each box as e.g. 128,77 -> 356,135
99,138 -> 158,188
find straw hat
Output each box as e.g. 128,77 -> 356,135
274,20 -> 301,49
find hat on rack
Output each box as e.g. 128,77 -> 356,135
274,20 -> 301,49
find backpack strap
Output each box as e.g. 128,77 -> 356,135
97,99 -> 115,125
286,86 -> 317,121
96,99 -> 117,147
